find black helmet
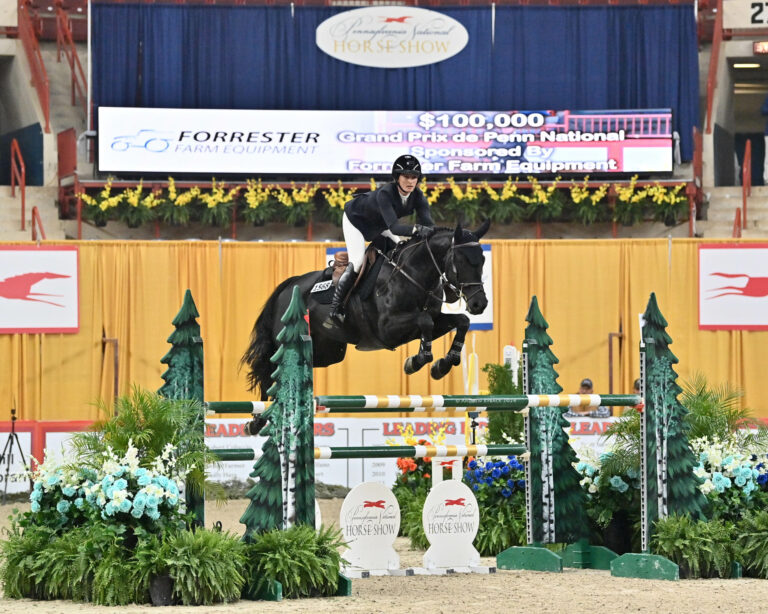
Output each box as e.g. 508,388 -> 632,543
392,155 -> 422,180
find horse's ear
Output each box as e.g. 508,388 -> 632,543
474,219 -> 490,240
454,222 -> 463,243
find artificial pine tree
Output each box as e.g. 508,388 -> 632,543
158,289 -> 204,403
523,296 -> 588,544
241,285 -> 315,538
158,289 -> 205,525
642,293 -> 706,526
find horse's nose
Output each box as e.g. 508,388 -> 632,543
468,293 -> 488,315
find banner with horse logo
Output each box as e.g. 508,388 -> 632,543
0,246 -> 79,334
698,244 -> 768,330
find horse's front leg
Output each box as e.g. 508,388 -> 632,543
429,313 -> 470,380
403,312 -> 435,375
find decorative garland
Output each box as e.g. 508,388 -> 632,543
76,175 -> 689,229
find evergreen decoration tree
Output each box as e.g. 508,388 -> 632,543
158,289 -> 205,525
241,285 -> 316,538
524,296 -> 588,544
158,289 -> 204,403
642,293 -> 707,526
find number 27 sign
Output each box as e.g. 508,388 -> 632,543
724,0 -> 768,29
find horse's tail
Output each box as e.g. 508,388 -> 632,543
241,276 -> 302,400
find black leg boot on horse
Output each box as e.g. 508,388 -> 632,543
323,264 -> 356,329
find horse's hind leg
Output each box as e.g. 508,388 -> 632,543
404,312 -> 435,375
429,314 -> 470,380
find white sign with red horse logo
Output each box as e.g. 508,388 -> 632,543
422,480 -> 480,570
0,246 -> 79,334
699,244 -> 768,330
340,481 -> 401,575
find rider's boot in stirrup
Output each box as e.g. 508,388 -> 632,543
324,265 -> 355,328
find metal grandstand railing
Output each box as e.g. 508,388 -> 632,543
18,1 -> 51,133
55,0 -> 87,115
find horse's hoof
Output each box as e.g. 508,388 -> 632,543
404,356 -> 422,375
430,359 -> 450,380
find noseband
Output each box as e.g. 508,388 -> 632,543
441,240 -> 486,304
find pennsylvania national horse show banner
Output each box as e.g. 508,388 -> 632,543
698,244 -> 768,330
0,246 -> 80,334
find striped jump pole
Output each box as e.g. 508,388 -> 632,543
314,394 -> 641,412
213,443 -> 527,462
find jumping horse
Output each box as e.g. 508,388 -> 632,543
242,220 -> 490,400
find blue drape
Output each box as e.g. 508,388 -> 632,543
92,3 -> 698,160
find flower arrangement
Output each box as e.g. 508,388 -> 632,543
74,176 -> 691,231
26,441 -> 187,534
518,175 -> 565,222
275,182 -> 320,226
198,179 -> 241,227
77,177 -> 125,226
462,455 -> 527,554
569,177 -> 610,225
242,178 -> 278,226
647,182 -> 687,226
613,174 -> 649,226
444,177 -> 483,225
690,436 -> 768,522
387,421 -> 448,497
480,178 -> 524,224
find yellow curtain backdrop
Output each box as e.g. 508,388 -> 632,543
1,238 -> 766,421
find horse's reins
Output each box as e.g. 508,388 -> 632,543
381,235 -> 484,309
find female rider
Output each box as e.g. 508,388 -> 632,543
324,154 -> 435,328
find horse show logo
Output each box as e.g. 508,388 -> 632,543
316,7 -> 469,68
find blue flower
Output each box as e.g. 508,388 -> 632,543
468,460 -> 477,470
757,473 -> 768,486
472,484 -> 479,491
484,477 -> 494,485
517,479 -> 526,489
138,475 -> 151,487
464,471 -> 474,482
74,498 -> 84,509
576,462 -> 587,472
147,508 -> 161,521
33,480 -> 42,492
167,495 -> 178,506
507,479 -> 516,488
485,462 -> 494,470
56,500 -> 71,514
475,469 -> 484,478
113,478 -> 127,491
492,468 -> 501,479
131,507 -> 144,519
112,467 -> 125,478
101,475 -> 114,490
735,474 -> 747,487
507,455 -> 516,461
104,501 -> 116,516
30,501 -> 41,513
609,475 -> 629,493
119,499 -> 132,513
156,476 -> 170,489
134,467 -> 148,478
501,488 -> 512,498
626,467 -> 639,480
502,465 -> 511,475
45,474 -> 60,487
167,482 -> 179,496
29,489 -> 42,503
146,495 -> 159,508
134,493 -> 147,510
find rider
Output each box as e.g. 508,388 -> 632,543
324,154 -> 436,328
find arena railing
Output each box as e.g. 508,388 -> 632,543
10,139 -> 27,231
31,206 -> 47,241
732,207 -> 742,238
55,0 -> 87,116
742,138 -> 751,229
18,1 -> 50,133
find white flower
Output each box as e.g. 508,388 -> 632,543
699,479 -> 715,495
693,466 -> 709,479
111,489 -> 128,504
588,484 -> 598,494
579,477 -> 592,486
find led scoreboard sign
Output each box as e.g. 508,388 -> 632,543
98,107 -> 673,176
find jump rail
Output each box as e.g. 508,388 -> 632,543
10,139 -> 26,231
213,443 -> 527,462
206,394 -> 641,416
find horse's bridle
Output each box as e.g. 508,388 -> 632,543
383,235 -> 485,308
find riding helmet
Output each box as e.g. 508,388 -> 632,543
392,155 -> 422,180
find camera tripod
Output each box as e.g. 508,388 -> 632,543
0,409 -> 28,504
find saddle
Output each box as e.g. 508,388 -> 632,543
312,245 -> 386,305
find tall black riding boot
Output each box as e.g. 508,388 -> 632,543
324,265 -> 356,328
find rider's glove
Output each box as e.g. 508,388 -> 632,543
412,224 -> 435,239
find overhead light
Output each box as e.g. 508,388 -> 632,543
734,63 -> 761,68
754,41 -> 768,54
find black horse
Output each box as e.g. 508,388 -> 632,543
242,221 -> 490,400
